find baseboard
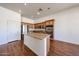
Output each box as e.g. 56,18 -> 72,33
0,42 -> 8,46
0,40 -> 21,46
7,40 -> 19,43
53,39 -> 79,46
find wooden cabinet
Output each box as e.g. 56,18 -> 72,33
45,19 -> 54,26
28,24 -> 34,28
34,22 -> 46,29
28,19 -> 54,29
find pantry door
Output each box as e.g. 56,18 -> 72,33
7,20 -> 21,43
0,19 -> 8,55
0,19 -> 8,45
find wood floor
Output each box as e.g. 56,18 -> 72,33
0,39 -> 79,56
0,40 -> 37,56
48,40 -> 79,56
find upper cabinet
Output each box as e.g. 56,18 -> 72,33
28,19 -> 54,29
45,19 -> 54,26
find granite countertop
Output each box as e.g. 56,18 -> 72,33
26,32 -> 49,40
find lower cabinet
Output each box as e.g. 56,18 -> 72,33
24,34 -> 50,56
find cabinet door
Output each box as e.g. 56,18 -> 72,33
7,20 -> 21,42
49,20 -> 54,25
0,19 -> 7,45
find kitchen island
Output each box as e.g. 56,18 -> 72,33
24,32 -> 50,56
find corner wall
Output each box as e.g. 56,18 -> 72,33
35,6 -> 79,45
53,7 -> 79,45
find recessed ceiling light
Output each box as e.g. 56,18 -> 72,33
19,9 -> 21,13
24,3 -> 27,6
37,12 -> 40,15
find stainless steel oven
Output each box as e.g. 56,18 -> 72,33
45,25 -> 53,38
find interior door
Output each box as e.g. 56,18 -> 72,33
0,19 -> 8,55
0,19 -> 7,45
7,20 -> 21,43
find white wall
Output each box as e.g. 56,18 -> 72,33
34,6 -> 79,45
53,7 -> 79,45
0,6 -> 21,45
22,17 -> 33,23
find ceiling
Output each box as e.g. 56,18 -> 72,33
0,3 -> 79,20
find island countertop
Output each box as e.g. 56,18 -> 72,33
24,32 -> 50,56
25,32 -> 50,40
